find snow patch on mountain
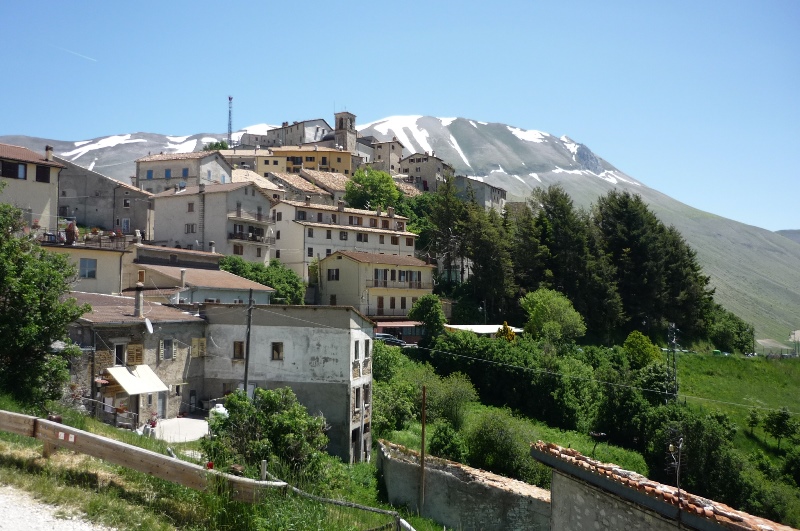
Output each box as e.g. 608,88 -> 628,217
167,135 -> 190,143
362,115 -> 434,155
449,134 -> 471,168
74,140 -> 91,147
240,123 -> 276,135
439,117 -> 457,127
60,134 -> 147,161
490,164 -> 506,174
511,174 -> 526,184
201,137 -> 219,144
167,139 -> 197,153
529,172 -> 541,183
508,126 -> 549,143
552,166 -> 584,175
468,120 -> 478,129
560,136 -> 579,160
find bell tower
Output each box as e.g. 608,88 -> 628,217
334,111 -> 356,153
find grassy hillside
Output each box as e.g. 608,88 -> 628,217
677,352 -> 800,455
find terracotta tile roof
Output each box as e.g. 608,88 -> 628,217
531,441 -> 796,531
267,172 -> 331,195
139,264 -> 275,292
394,180 -> 422,197
0,143 -> 64,168
331,250 -> 432,267
136,151 -> 218,162
231,169 -> 282,191
294,220 -> 417,237
150,182 -> 270,199
281,200 -> 409,219
70,291 -> 205,324
268,145 -> 344,153
300,169 -> 350,192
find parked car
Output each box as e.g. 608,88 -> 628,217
375,333 -> 406,347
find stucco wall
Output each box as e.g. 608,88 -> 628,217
551,471 -> 678,531
376,441 -> 550,531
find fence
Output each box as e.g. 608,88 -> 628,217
0,410 -> 413,530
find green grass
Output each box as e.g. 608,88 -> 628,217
677,352 -> 800,457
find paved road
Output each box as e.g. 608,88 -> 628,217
0,485 -> 112,530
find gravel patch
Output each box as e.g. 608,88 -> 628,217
0,484 -> 113,531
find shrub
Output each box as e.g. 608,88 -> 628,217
429,422 -> 467,462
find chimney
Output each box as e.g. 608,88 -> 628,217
135,282 -> 144,318
180,268 -> 187,288
174,184 -> 179,193
209,241 -> 216,254
305,195 -> 311,206
376,206 -> 382,216
199,183 -> 206,193
45,145 -> 53,161
388,206 -> 395,218
337,200 -> 345,212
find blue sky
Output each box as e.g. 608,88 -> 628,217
2,1 -> 798,231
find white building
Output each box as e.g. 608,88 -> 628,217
135,151 -> 233,193
201,304 -> 374,463
271,199 -> 417,281
151,182 -> 275,264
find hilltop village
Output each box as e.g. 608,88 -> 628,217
0,111 -> 507,464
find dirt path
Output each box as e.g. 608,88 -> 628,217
0,484 -> 112,531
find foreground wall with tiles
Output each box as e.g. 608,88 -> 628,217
376,441 -> 550,531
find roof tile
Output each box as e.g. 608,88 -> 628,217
0,143 -> 64,168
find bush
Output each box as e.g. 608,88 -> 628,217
429,422 -> 467,462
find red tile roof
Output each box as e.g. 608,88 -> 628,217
531,441 -> 796,531
330,250 -> 432,267
267,172 -> 331,195
139,264 -> 275,292
281,200 -> 409,219
0,143 -> 64,168
136,151 -> 219,162
69,291 -> 205,324
135,243 -> 223,257
301,169 -> 350,192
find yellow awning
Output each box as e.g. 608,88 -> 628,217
105,365 -> 169,396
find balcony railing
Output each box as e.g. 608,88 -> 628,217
227,209 -> 275,224
370,308 -> 413,318
228,232 -> 275,245
366,279 -> 432,290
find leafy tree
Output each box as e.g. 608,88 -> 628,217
0,201 -> 89,407
747,408 -> 761,436
343,168 -> 401,210
429,422 -> 467,462
202,388 -> 327,474
623,330 -> 663,370
496,322 -> 516,342
426,372 -> 478,430
709,304 -> 754,353
220,256 -> 305,304
764,407 -> 797,451
519,288 -> 586,344
203,140 -> 229,151
372,380 -> 415,436
408,294 -> 446,349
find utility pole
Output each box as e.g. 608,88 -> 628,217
243,288 -> 253,397
227,96 -> 233,147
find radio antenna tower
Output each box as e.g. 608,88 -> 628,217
227,96 -> 233,147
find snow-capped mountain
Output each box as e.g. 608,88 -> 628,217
3,116 -> 800,341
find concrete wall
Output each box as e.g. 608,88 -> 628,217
0,163 -> 59,230
550,471 -> 678,531
377,441 -> 550,531
45,245 -> 125,295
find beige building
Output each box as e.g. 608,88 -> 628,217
300,169 -> 350,204
220,145 -> 354,177
399,152 -> 455,192
134,151 -> 233,193
231,168 -> 285,201
151,182 -> 275,263
0,143 -> 63,231
271,200 -> 417,282
319,251 -> 434,319
44,241 -> 130,295
370,138 -> 405,174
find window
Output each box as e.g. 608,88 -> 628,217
297,210 -> 307,220
379,235 -> 385,244
401,297 -> 407,310
162,339 -> 174,360
321,156 -> 327,165
305,156 -> 315,162
256,247 -> 262,258
327,268 -> 340,281
146,169 -> 153,180
331,214 -> 337,223
79,258 -> 97,279
276,211 -> 283,221
381,219 -> 389,229
370,218 -> 377,227
188,202 -> 194,212
390,297 -> 396,309
115,344 -> 126,366
357,233 -> 368,243
273,160 -> 278,165
123,198 -> 131,208
35,165 -> 50,183
330,294 -> 337,305
337,157 -> 342,163
233,341 -> 245,359
307,247 -> 314,257
355,341 -> 360,360
182,167 -> 189,178
175,385 -> 181,396
272,342 -> 284,361
165,169 -> 172,179
396,222 -> 405,231
317,212 -> 323,222
307,228 -> 314,238
391,270 -> 396,281
339,231 -> 348,241
365,339 -> 371,358
275,250 -> 281,258
391,236 -> 399,245
406,237 -> 413,246
233,244 -> 243,255
348,216 -> 362,226
185,223 -> 196,233
326,229 -> 331,239
355,387 -> 361,411
276,230 -> 281,240
326,249 -> 331,256
207,170 -> 212,180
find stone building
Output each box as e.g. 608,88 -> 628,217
134,151 -> 232,193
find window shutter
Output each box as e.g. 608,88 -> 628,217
158,340 -> 164,361
191,338 -> 198,358
199,338 -> 206,357
127,344 -> 143,365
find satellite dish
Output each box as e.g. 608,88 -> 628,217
145,318 -> 154,334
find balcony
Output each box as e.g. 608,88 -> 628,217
370,308 -> 412,318
227,209 -> 275,225
366,279 -> 432,290
228,232 -> 275,245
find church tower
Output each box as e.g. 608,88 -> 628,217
334,111 -> 357,153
